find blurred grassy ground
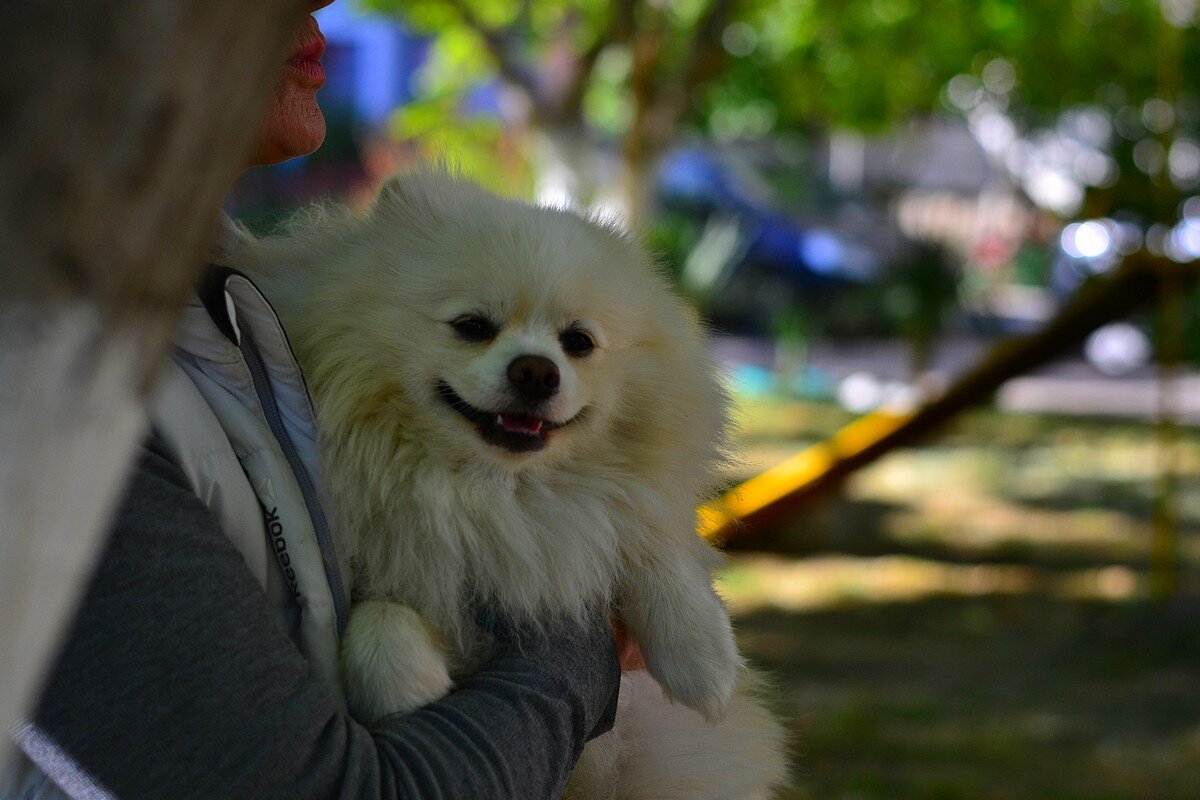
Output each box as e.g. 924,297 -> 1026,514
718,397 -> 1200,800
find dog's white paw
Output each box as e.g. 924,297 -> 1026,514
341,600 -> 453,725
645,605 -> 741,723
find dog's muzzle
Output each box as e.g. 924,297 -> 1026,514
436,381 -> 582,454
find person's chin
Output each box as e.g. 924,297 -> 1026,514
288,110 -> 326,158
253,93 -> 326,165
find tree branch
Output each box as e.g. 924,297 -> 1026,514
625,1 -> 668,147
443,0 -> 543,107
622,0 -> 741,183
663,0 -> 740,135
553,44 -> 598,122
557,7 -> 628,123
712,253 -> 1197,539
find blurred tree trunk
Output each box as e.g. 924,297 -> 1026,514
619,0 -> 737,223
1149,10 -> 1184,600
453,0 -> 738,223
0,0 -> 305,744
619,7 -> 667,223
1151,273 -> 1184,599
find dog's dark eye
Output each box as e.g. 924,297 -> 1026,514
450,315 -> 497,343
560,328 -> 595,358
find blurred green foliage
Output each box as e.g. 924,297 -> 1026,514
361,0 -> 1197,201
351,0 -> 1200,368
717,0 -> 1175,127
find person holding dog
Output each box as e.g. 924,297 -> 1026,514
2,3 -> 630,797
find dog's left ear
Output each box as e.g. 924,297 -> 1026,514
374,170 -> 448,230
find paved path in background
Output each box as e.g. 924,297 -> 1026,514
996,374 -> 1200,423
714,335 -> 1200,423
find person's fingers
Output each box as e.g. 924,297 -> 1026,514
611,615 -> 647,671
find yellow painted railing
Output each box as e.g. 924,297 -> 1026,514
699,410 -> 912,541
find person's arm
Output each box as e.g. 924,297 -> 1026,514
21,436 -> 618,799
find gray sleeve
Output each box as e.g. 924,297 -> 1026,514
25,437 -> 618,800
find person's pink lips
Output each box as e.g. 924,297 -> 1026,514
288,32 -> 327,85
290,34 -> 327,64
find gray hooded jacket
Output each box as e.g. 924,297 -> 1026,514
3,228 -> 617,799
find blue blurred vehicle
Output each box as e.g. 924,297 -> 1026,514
655,147 -> 942,337
658,148 -> 882,290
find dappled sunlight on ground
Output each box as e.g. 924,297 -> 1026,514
733,594 -> 1200,800
718,554 -> 1139,613
723,400 -> 1200,799
732,401 -> 1200,575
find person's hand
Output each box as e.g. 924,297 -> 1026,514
475,602 -> 620,741
612,615 -> 646,671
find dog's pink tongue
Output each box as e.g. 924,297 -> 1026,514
499,414 -> 543,435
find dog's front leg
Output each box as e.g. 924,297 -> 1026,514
619,550 -> 741,723
340,600 -> 454,724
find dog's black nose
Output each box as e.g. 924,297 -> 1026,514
507,355 -> 560,401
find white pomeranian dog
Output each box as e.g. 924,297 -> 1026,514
237,169 -> 788,799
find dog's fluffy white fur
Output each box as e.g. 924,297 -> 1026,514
238,170 -> 788,799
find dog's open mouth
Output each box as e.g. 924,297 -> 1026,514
436,382 -> 579,454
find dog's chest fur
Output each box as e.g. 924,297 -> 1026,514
335,446 -> 630,671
